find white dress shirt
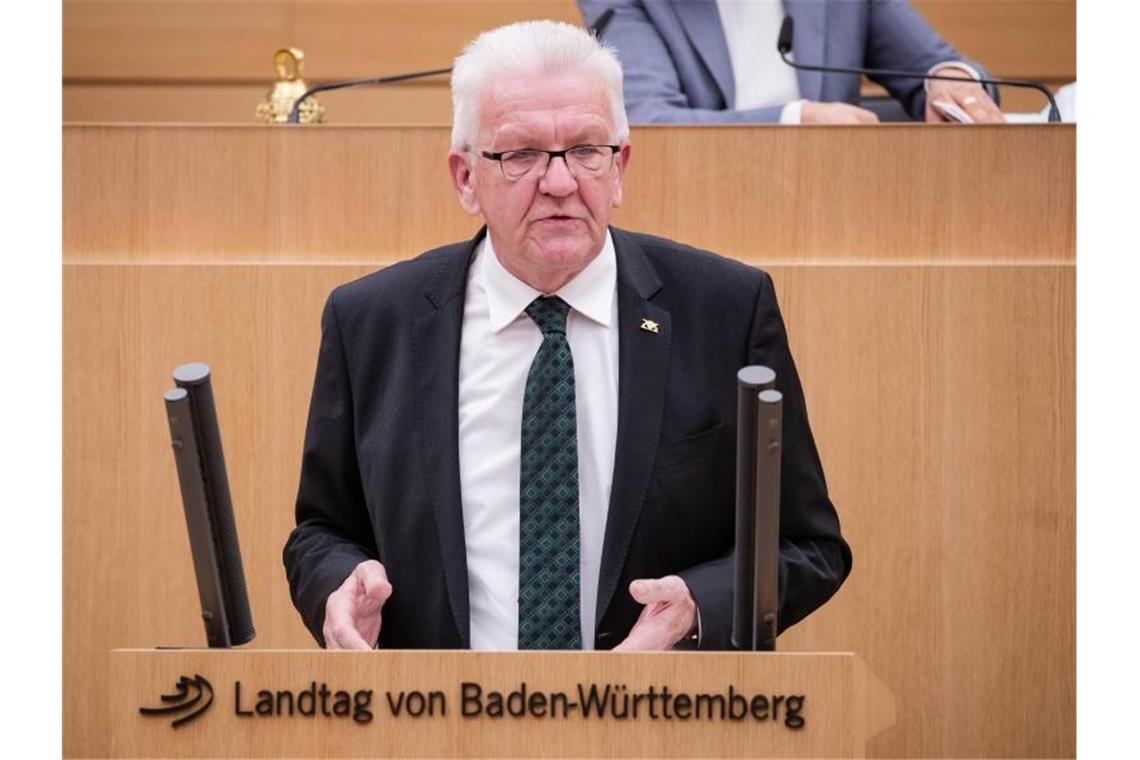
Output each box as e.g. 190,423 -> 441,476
458,231 -> 619,650
716,0 -> 805,123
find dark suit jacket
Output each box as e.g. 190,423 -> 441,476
578,0 -> 997,123
283,227 -> 851,649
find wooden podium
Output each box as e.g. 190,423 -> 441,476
110,649 -> 894,758
65,124 -> 1074,759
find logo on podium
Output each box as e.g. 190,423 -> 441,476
139,674 -> 214,728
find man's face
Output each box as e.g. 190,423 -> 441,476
448,70 -> 631,292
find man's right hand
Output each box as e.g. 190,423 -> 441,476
322,560 -> 393,650
801,101 -> 880,125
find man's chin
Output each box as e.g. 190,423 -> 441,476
528,236 -> 598,270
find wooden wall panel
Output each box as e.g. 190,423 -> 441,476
63,1 -> 1074,83
62,1 -> 581,81
62,124 -> 1075,264
914,0 -> 1076,81
776,264 -> 1075,758
63,262 -> 1073,758
63,264 -> 360,756
65,0 -> 285,81
62,81 -> 453,124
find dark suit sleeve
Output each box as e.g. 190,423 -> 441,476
679,271 -> 851,649
866,0 -> 999,119
282,292 -> 379,647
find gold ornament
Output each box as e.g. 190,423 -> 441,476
256,48 -> 324,124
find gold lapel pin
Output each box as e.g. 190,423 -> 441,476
640,318 -> 660,334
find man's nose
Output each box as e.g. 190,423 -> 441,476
538,155 -> 578,196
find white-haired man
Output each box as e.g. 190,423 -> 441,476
284,20 -> 850,651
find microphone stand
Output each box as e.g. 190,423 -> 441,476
287,67 -> 452,124
285,9 -> 617,125
777,18 -> 1061,122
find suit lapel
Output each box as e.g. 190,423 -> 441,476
784,0 -> 827,101
673,0 -> 735,108
595,229 -> 671,626
411,229 -> 484,648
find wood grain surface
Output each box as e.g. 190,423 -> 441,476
109,649 -> 892,757
63,116 -> 1073,759
62,1 -> 1073,83
62,124 -> 1075,264
63,80 -> 454,124
64,262 -> 1074,758
63,1 -> 581,81
914,0 -> 1075,81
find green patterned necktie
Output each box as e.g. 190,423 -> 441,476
517,296 -> 582,649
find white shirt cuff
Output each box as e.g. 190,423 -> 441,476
925,61 -> 982,93
779,99 -> 807,125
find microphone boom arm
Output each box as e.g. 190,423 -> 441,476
285,10 -> 616,125
776,14 -> 1061,123
779,50 -> 1060,123
287,67 -> 453,124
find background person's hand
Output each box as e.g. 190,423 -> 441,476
613,576 -> 697,651
801,101 -> 880,125
322,559 -> 392,650
925,70 -> 1004,124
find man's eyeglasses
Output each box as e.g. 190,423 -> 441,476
480,145 -> 620,181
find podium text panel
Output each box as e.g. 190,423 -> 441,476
111,650 -> 892,758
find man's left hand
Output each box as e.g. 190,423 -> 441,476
612,575 -> 697,651
925,70 -> 1004,124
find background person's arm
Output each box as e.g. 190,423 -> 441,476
864,0 -> 999,119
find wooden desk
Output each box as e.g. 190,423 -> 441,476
63,124 -> 1073,263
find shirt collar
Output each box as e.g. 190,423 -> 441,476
481,229 -> 616,333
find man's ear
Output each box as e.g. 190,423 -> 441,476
448,151 -> 481,216
611,140 -> 632,208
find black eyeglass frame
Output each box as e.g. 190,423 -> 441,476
479,145 -> 621,179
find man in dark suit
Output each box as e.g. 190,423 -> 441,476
283,19 -> 850,651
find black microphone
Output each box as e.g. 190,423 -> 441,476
733,366 -> 781,651
777,16 -> 1061,122
287,11 -> 620,124
589,8 -> 616,39
776,16 -> 795,58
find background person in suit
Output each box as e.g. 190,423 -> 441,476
283,19 -> 850,652
579,0 -> 1004,124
